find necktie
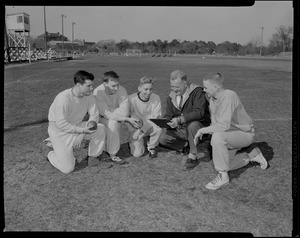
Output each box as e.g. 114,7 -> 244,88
178,96 -> 183,109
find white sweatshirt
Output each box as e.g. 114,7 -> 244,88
93,84 -> 129,121
129,92 -> 162,132
48,88 -> 99,133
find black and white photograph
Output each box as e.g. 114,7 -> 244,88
3,2 -> 295,236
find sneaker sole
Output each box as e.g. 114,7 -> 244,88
259,154 -> 268,169
183,160 -> 201,171
205,181 -> 229,190
113,160 -> 129,165
251,148 -> 268,170
183,165 -> 200,171
254,153 -> 268,169
255,148 -> 268,169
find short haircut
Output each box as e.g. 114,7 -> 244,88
203,72 -> 224,87
139,76 -> 155,86
73,70 -> 94,85
102,71 -> 120,83
170,70 -> 187,81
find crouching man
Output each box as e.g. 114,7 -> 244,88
127,76 -> 163,159
41,70 -> 106,174
194,72 -> 268,190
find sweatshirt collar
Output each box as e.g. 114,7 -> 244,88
213,89 -> 225,100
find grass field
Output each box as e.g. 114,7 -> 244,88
3,54 -> 293,236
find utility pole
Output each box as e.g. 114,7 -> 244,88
72,22 -> 75,44
260,26 -> 264,56
4,8 -> 11,63
44,6 -> 48,60
61,14 -> 66,57
72,22 -> 76,55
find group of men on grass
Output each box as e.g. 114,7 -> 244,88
41,69 -> 267,190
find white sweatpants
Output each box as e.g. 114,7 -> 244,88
210,130 -> 255,172
99,117 -> 121,156
127,122 -> 162,158
47,121 -> 106,174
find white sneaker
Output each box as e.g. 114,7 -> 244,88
205,173 -> 229,190
110,155 -> 129,165
249,148 -> 268,169
110,155 -> 122,162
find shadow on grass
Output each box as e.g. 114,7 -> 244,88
117,142 -> 132,159
4,118 -> 49,132
74,141 -> 133,172
73,157 -> 89,172
73,154 -> 115,173
229,141 -> 274,180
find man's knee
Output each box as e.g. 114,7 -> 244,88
95,123 -> 106,137
154,127 -> 163,137
132,150 -> 144,158
211,132 -> 226,146
187,121 -> 202,134
96,123 -> 106,131
158,129 -> 169,145
59,163 -> 75,174
130,144 -> 145,158
107,120 -> 120,132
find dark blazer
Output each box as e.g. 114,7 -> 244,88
163,83 -> 210,126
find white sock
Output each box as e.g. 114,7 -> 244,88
219,171 -> 228,179
188,153 -> 196,160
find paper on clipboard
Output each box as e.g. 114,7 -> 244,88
149,118 -> 172,129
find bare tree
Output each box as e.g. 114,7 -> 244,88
269,25 -> 293,53
247,35 -> 261,54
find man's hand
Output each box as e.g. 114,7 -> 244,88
194,130 -> 203,145
83,124 -> 97,134
167,117 -> 180,129
127,117 -> 142,129
73,134 -> 85,150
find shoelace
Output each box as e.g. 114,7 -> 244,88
211,174 -> 222,185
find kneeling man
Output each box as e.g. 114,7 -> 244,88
194,72 -> 268,190
41,70 -> 106,174
127,76 -> 162,158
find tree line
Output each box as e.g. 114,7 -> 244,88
92,25 -> 292,56
30,25 -> 292,56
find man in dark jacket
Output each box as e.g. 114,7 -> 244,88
159,70 -> 211,170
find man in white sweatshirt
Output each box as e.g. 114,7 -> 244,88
93,71 -> 140,162
41,70 -> 106,174
127,76 -> 162,158
194,72 -> 268,190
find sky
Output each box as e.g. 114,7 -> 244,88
5,1 -> 293,45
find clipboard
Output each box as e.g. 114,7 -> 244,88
149,118 -> 172,129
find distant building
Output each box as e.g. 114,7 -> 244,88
84,40 -> 95,47
6,12 -> 30,33
34,32 -> 95,53
6,12 -> 30,48
37,32 -> 68,42
48,40 -> 79,47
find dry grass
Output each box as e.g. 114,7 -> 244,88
3,55 -> 293,236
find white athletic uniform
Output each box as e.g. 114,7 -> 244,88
46,88 -> 106,173
93,84 -> 129,155
128,92 -> 162,157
